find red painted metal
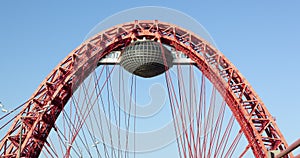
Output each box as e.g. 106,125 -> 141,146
0,20 -> 290,157
276,138 -> 300,158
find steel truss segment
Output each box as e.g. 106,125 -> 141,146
0,20 -> 289,157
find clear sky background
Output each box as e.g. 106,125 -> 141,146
0,0 -> 299,156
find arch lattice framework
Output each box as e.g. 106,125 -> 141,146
0,20 -> 289,158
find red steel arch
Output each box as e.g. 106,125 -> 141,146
0,20 -> 289,157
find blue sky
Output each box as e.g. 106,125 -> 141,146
0,0 -> 299,156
